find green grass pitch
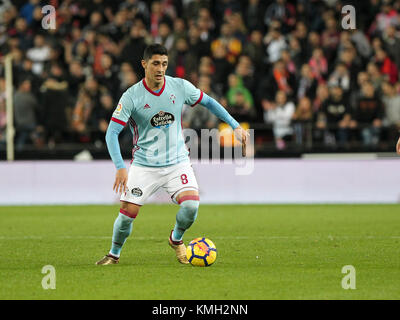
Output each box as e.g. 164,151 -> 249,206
0,204 -> 399,300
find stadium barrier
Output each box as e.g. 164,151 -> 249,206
0,159 -> 399,205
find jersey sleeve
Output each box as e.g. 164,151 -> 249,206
182,79 -> 204,107
111,91 -> 134,126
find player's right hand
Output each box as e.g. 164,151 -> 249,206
113,168 -> 128,194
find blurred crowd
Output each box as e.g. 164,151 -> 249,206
0,0 -> 400,153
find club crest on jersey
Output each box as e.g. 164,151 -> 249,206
150,110 -> 175,128
170,94 -> 176,104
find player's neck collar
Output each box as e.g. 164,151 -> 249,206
143,77 -> 166,96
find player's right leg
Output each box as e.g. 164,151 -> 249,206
96,202 -> 140,265
96,164 -> 159,265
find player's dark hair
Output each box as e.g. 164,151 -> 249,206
143,44 -> 168,61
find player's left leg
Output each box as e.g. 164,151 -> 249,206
162,162 -> 200,264
168,190 -> 199,264
171,190 -> 200,243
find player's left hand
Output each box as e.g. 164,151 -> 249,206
234,126 -> 250,156
396,137 -> 400,155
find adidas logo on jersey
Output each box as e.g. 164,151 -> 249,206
144,104 -> 151,109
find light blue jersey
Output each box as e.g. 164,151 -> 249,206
111,76 -> 203,167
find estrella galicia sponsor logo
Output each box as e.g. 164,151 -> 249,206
131,187 -> 143,197
150,111 -> 175,128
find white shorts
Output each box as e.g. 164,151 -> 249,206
120,161 -> 199,206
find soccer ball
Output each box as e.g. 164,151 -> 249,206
186,237 -> 217,267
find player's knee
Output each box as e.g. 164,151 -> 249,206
120,201 -> 141,218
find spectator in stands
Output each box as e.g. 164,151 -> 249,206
235,55 -> 256,93
243,29 -> 266,71
321,16 -> 340,64
313,83 -> 330,113
245,0 -> 266,32
370,1 -> 399,36
316,85 -> 352,147
382,25 -> 400,70
211,44 -> 233,96
182,75 -> 218,131
292,21 -> 308,54
259,59 -> 296,103
366,61 -> 384,90
173,17 -> 186,40
328,62 -> 351,93
339,47 -> 363,89
353,82 -> 384,146
280,49 -> 297,77
26,34 -> 50,75
292,96 -> 313,147
223,12 -> 245,46
13,78 -> 42,150
72,77 -> 106,143
264,23 -> 287,64
264,0 -> 296,33
308,47 -> 328,84
350,28 -> 372,61
66,60 -> 86,102
169,37 -> 197,79
350,71 -> 371,110
19,0 -> 39,25
154,19 -> 175,52
96,53 -> 120,101
16,57 -> 41,96
93,92 -> 115,144
211,22 -> 242,65
119,0 -> 149,22
287,35 -> 305,71
305,31 -> 321,61
120,23 -> 147,79
381,81 -> 400,143
9,17 -> 33,51
297,64 -> 318,101
373,48 -> 398,84
118,67 -> 138,98
197,7 -> 215,43
263,90 -> 295,150
187,24 -> 211,62
225,73 -> 255,123
40,63 -> 70,147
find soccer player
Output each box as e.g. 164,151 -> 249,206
96,44 -> 248,265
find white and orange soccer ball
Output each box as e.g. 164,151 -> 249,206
186,237 -> 217,267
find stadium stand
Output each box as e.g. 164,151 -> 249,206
0,0 -> 399,160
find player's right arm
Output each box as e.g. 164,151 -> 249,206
105,93 -> 134,193
396,136 -> 400,155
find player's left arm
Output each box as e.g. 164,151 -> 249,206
182,79 -> 249,153
200,93 -> 250,152
396,136 -> 400,155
